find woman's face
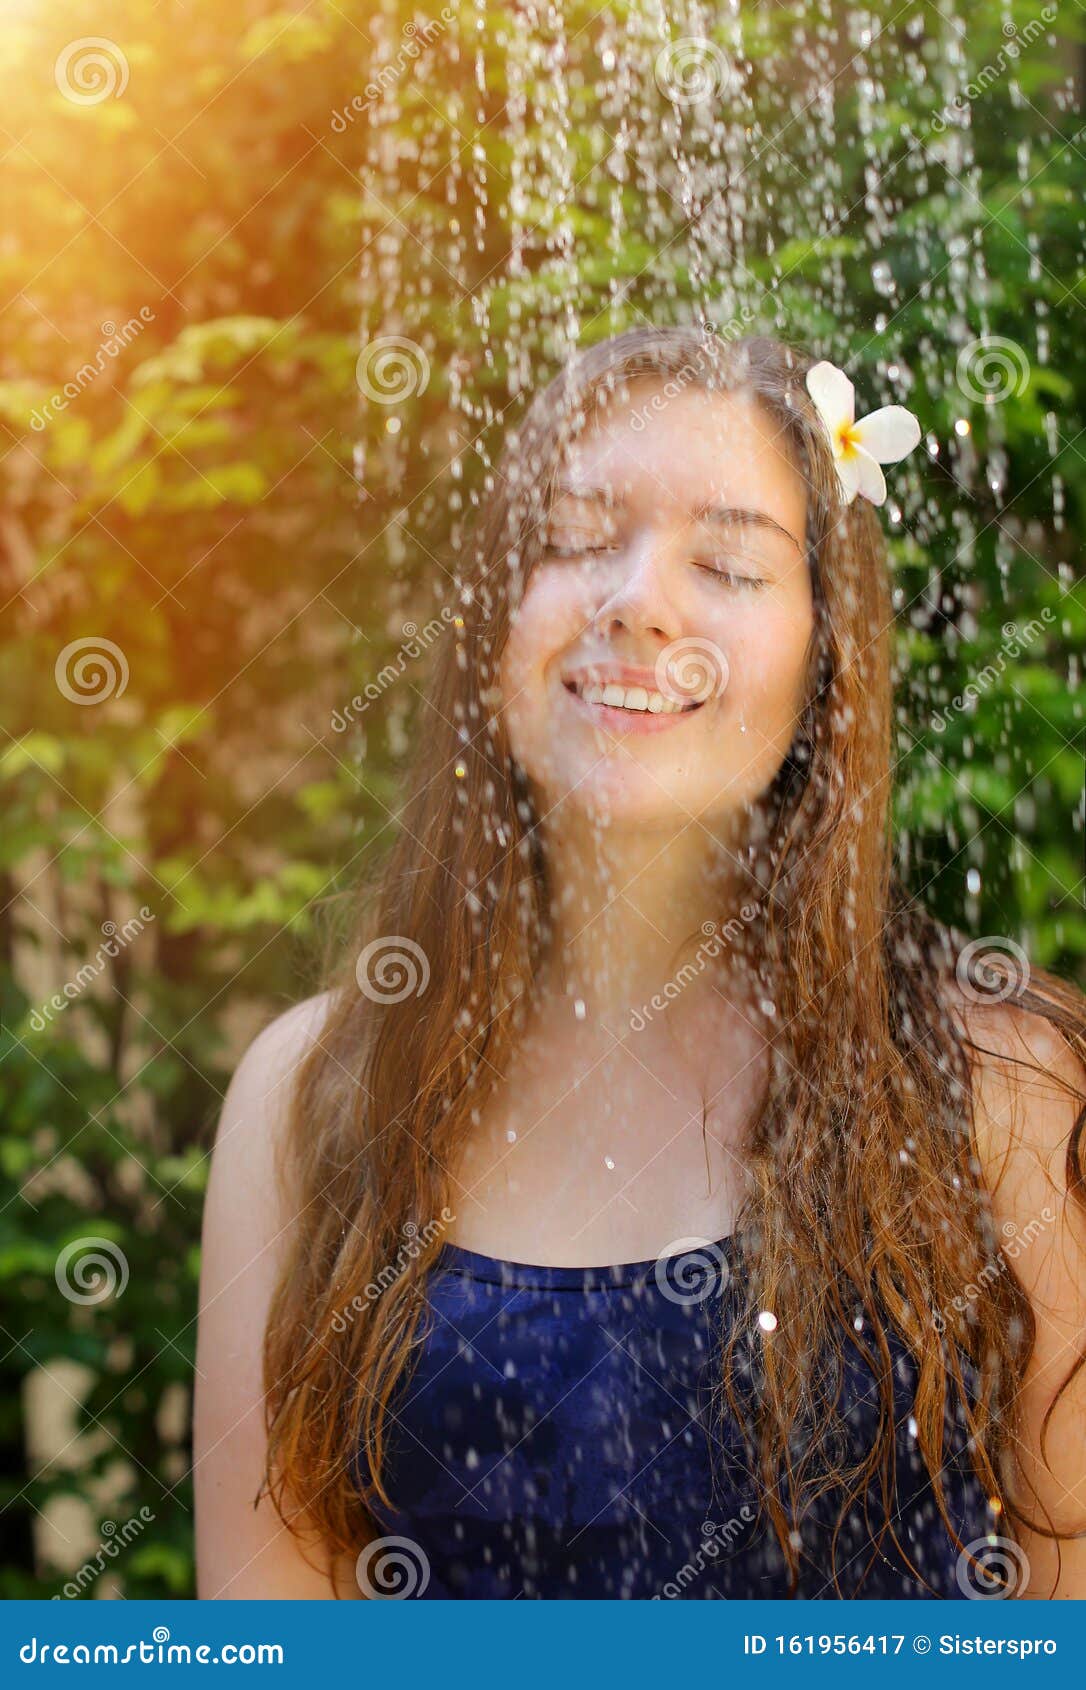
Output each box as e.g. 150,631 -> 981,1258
499,377 -> 815,832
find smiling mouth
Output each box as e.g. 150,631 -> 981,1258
562,678 -> 705,715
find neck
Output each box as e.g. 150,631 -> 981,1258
535,808 -> 755,1022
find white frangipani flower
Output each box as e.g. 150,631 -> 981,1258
804,360 -> 921,507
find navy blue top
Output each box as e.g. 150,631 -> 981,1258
355,1231 -> 998,1599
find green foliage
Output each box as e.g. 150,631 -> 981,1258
0,0 -> 371,1598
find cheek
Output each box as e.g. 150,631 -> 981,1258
499,567 -> 587,700
724,601 -> 814,730
498,576 -> 570,771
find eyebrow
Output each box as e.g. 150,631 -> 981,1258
552,477 -> 618,507
693,502 -> 804,554
551,480 -> 803,554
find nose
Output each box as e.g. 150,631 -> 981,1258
589,535 -> 681,645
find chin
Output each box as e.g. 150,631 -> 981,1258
547,763 -> 710,831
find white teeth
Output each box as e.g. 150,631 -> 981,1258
576,681 -> 686,714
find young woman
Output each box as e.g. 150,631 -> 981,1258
194,327 -> 1086,1600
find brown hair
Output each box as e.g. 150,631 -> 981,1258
261,326 -> 1086,1594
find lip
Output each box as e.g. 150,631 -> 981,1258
561,662 -> 681,694
560,671 -> 707,735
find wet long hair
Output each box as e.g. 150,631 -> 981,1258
261,327 -> 1086,1594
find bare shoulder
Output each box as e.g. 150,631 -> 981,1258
195,988 -> 366,1598
198,989 -> 339,1398
942,976 -> 1086,1593
219,991 -> 336,1131
941,978 -> 1086,1189
210,992 -> 336,1190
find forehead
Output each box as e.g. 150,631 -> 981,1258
556,379 -> 807,532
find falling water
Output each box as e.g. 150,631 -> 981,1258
341,0 -> 1084,1597
348,0 -> 1082,969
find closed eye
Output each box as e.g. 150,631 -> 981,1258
543,538 -> 618,558
696,562 -> 767,589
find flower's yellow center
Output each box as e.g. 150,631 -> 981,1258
836,421 -> 860,458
